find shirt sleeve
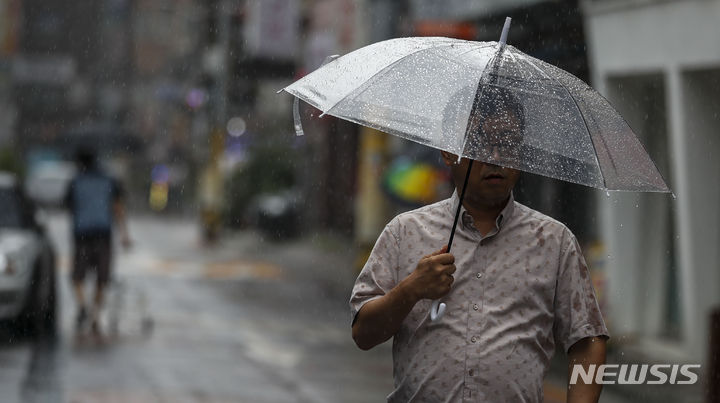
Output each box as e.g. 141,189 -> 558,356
349,218 -> 400,326
553,229 -> 610,353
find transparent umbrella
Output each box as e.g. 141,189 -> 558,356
281,18 -> 671,320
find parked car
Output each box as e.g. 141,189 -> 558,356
254,190 -> 300,240
24,160 -> 76,208
0,172 -> 57,338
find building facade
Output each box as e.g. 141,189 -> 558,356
583,0 -> 720,368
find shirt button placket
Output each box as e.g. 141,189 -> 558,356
474,271 -> 484,313
464,241 -> 484,398
474,243 -> 485,315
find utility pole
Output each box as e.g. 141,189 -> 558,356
199,0 -> 231,244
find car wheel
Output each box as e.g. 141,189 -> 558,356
17,263 -> 57,340
38,267 -> 58,339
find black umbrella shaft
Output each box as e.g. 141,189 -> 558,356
446,159 -> 474,253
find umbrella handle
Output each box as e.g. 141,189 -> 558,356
430,300 -> 446,322
429,160 -> 474,323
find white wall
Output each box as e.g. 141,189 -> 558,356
584,0 -> 720,74
584,0 -> 720,362
678,68 -> 720,358
600,74 -> 675,340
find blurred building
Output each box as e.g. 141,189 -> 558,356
0,0 -> 20,148
13,0 -> 134,155
8,0 -> 207,211
225,0 -> 364,234
129,0 -> 205,213
14,0 -> 85,151
583,0 -> 720,371
295,0 -> 365,233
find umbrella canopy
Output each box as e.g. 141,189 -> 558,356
282,35 -> 670,193
282,18 -> 671,321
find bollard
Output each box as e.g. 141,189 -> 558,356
709,307 -> 720,403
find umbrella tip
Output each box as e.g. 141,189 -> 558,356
499,17 -> 512,46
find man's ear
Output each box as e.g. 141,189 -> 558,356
440,151 -> 457,167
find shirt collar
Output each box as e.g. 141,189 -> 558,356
448,190 -> 516,233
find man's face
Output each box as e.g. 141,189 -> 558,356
442,111 -> 522,208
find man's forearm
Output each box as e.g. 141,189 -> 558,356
567,336 -> 607,403
352,247 -> 455,350
352,278 -> 420,350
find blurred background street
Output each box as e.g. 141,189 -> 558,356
0,212 -> 395,403
0,0 -> 718,402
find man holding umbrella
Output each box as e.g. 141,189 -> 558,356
350,87 -> 609,402
284,17 -> 669,402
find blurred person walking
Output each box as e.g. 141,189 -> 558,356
65,148 -> 131,334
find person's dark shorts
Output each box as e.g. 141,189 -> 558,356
72,234 -> 112,286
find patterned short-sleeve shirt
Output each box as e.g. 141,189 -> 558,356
350,193 -> 609,402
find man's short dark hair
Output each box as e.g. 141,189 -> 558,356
471,83 -> 525,133
75,147 -> 96,171
463,83 -> 526,161
442,84 -> 525,140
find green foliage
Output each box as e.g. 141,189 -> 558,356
0,147 -> 24,177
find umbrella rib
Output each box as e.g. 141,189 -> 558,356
529,61 -> 608,189
320,43 -> 472,118
514,53 -> 553,81
460,57 -> 497,158
323,112 -> 459,156
558,84 -> 609,189
520,56 -> 614,188
587,90 -> 673,192
492,55 -> 610,185
455,42 -> 495,58
506,49 -> 518,62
